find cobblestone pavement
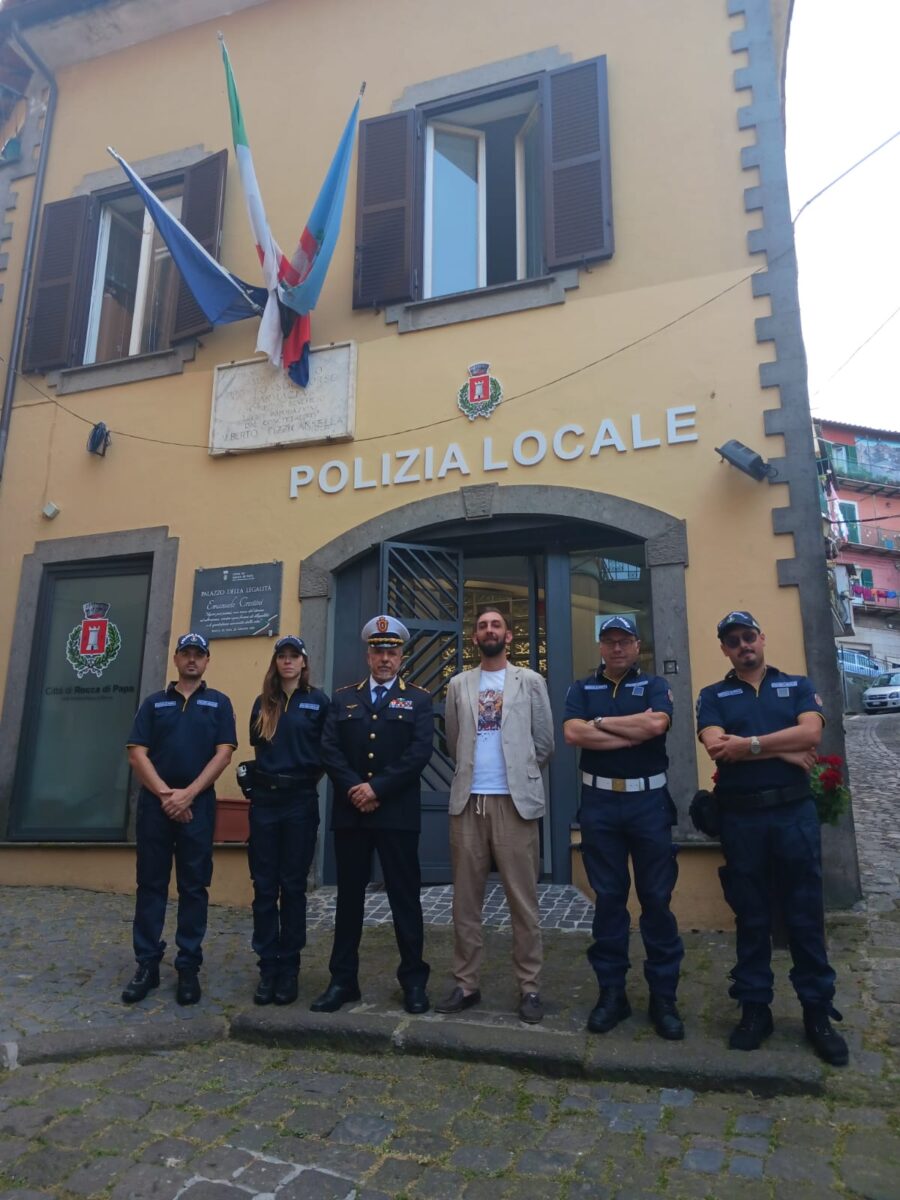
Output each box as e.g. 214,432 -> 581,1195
0,715 -> 898,1198
1,1039 -> 899,1200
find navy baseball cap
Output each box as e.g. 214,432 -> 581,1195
717,610 -> 761,639
274,635 -> 307,655
175,632 -> 209,654
598,615 -> 638,638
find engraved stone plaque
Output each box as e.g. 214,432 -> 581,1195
210,342 -> 356,455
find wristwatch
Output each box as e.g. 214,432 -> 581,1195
593,716 -> 604,729
749,735 -> 761,756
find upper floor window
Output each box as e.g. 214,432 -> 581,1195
352,57 -> 612,310
22,151 -> 226,375
84,185 -> 183,364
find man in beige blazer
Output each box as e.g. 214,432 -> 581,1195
436,607 -> 554,1023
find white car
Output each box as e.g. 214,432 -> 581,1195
863,672 -> 900,713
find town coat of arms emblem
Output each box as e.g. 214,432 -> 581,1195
66,602 -> 122,679
457,362 -> 502,420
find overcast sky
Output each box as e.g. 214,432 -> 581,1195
785,0 -> 900,433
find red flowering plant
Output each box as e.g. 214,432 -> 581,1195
809,754 -> 851,825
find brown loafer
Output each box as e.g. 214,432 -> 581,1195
435,986 -> 481,1014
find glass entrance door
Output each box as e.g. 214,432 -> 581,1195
9,559 -> 151,840
461,555 -> 546,674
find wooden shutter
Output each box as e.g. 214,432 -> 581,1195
170,149 -> 228,342
353,111 -> 417,308
22,195 -> 92,372
542,57 -> 613,269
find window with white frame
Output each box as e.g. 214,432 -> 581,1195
353,57 -> 612,310
83,186 -> 182,364
23,150 -> 227,375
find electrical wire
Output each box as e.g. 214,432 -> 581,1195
811,302 -> 900,399
4,128 -> 899,453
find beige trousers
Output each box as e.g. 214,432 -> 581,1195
449,793 -> 542,992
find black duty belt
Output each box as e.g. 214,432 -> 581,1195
254,770 -> 317,791
715,783 -> 811,811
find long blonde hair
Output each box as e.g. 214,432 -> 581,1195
254,652 -> 311,743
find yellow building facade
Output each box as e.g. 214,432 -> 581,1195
0,0 -> 860,915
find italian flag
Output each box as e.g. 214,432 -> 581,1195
220,35 -> 311,383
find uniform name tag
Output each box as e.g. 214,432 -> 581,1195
196,699 -> 219,707
584,684 -> 607,691
717,688 -> 743,698
389,698 -> 413,710
297,702 -> 320,711
770,680 -> 798,688
154,700 -> 177,708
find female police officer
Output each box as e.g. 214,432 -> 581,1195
247,636 -> 328,1005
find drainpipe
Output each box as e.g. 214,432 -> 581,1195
0,23 -> 57,484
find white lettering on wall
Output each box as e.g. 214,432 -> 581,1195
513,430 -> 547,467
631,414 -> 661,449
437,444 -> 471,479
590,420 -> 627,455
483,437 -> 508,472
319,460 -> 349,494
354,458 -> 376,489
553,424 -> 584,461
288,408 -> 701,499
667,405 -> 698,443
289,465 -> 314,496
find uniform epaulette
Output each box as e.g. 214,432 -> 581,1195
335,681 -> 363,693
404,681 -> 431,694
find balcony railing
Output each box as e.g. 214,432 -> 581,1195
842,524 -> 900,552
851,588 -> 900,610
822,440 -> 900,491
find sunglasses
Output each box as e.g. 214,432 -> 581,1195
722,630 -> 759,649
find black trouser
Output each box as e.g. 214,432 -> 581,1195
329,828 -> 430,991
248,789 -> 319,976
718,796 -> 836,1007
132,788 -> 215,971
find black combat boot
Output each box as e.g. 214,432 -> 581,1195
803,1005 -> 849,1066
728,1002 -> 773,1050
121,962 -> 160,1004
587,986 -> 631,1034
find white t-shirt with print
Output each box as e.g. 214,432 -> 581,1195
472,668 -> 509,793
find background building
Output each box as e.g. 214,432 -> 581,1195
818,418 -> 900,708
0,0 -> 861,914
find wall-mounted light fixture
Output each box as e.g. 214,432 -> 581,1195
714,438 -> 778,482
41,501 -> 60,520
86,422 -> 111,456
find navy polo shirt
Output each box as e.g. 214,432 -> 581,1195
127,680 -> 237,790
695,665 -> 825,793
565,665 -> 673,778
250,686 -> 330,777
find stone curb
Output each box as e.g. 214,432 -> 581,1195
0,1011 -> 832,1099
0,1016 -> 228,1070
228,1010 -> 825,1096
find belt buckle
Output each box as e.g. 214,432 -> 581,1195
612,778 -> 626,794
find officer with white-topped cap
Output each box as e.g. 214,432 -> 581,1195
313,615 -> 434,1014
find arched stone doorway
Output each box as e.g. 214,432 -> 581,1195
300,483 -> 696,884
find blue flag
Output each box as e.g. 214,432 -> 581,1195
276,98 -> 361,318
108,147 -> 267,325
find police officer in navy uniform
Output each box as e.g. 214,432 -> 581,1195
564,615 -> 685,1040
247,636 -> 329,1006
122,633 -> 237,1006
313,616 -> 434,1015
697,610 -> 848,1065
